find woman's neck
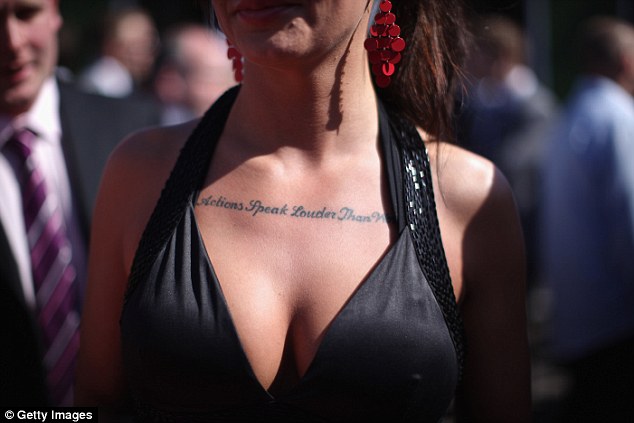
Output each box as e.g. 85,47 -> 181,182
223,42 -> 379,162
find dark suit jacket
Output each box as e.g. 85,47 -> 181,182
0,79 -> 162,405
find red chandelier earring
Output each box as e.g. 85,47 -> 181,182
227,39 -> 244,83
364,0 -> 406,88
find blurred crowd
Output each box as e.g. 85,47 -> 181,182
2,1 -> 633,420
61,6 -> 236,124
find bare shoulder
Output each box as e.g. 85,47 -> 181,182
423,138 -> 525,302
101,120 -> 199,208
107,120 -> 198,177
426,140 -> 516,227
96,120 -> 200,267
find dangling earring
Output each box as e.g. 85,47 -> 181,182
227,39 -> 244,83
364,0 -> 406,88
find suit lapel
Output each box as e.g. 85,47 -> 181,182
0,224 -> 29,309
57,82 -> 92,239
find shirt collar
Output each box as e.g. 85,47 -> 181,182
0,76 -> 61,149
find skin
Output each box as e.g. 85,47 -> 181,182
153,25 -> 235,116
76,0 -> 531,420
103,10 -> 157,84
0,0 -> 61,116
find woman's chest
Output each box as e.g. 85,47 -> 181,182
121,210 -> 459,419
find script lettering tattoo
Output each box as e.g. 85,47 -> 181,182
196,194 -> 395,224
245,200 -> 289,217
197,195 -> 244,211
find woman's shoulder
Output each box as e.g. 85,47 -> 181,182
425,140 -> 516,227
95,119 -> 202,270
102,120 -> 198,190
110,120 -> 199,170
426,139 -> 525,300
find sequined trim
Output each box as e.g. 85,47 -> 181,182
398,119 -> 465,382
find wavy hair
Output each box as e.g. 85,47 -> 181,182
380,0 -> 470,142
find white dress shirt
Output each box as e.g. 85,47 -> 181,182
0,77 -> 86,310
78,56 -> 134,98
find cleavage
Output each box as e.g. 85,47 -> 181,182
192,204 -> 401,395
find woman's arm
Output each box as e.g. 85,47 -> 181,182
457,166 -> 531,422
74,139 -> 139,407
74,123 -> 188,407
432,144 -> 531,422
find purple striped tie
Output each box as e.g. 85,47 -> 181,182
6,129 -> 80,406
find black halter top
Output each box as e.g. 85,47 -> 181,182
121,87 -> 464,422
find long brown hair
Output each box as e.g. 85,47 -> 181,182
382,0 -> 470,142
194,0 -> 470,142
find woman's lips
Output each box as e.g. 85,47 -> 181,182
235,4 -> 299,26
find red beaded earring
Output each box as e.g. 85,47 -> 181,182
364,0 -> 406,88
226,39 -> 244,83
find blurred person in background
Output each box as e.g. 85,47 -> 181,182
458,14 -> 558,285
539,16 -> 634,422
78,6 -> 159,98
0,0 -> 161,406
152,23 -> 235,125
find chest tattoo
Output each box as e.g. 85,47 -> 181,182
196,194 -> 395,224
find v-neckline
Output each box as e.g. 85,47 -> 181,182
189,203 -> 408,399
182,88 -> 406,399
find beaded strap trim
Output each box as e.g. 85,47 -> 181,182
395,116 -> 465,382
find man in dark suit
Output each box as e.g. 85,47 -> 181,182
0,0 -> 161,405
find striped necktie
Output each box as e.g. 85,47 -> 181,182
6,128 -> 80,406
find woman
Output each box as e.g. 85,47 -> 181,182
76,0 -> 531,421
